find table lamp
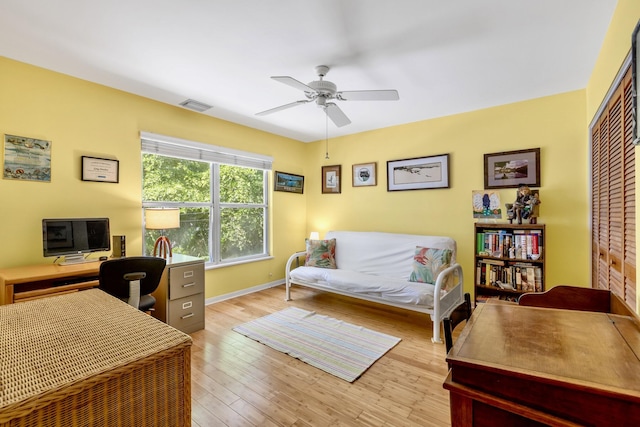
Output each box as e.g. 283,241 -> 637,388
145,208 -> 180,258
309,231 -> 320,240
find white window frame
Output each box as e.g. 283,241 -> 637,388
140,131 -> 273,266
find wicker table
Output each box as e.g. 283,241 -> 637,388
0,289 -> 192,427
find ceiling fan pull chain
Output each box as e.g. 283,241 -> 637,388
325,112 -> 330,159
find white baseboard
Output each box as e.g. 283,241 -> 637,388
204,280 -> 284,306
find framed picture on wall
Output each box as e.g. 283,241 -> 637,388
484,148 -> 540,189
322,165 -> 341,194
387,154 -> 449,191
352,162 -> 377,187
81,156 -> 119,183
3,134 -> 51,182
274,171 -> 304,194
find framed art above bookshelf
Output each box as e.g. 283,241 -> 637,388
474,222 -> 545,304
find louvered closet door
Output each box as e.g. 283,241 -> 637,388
591,67 -> 636,308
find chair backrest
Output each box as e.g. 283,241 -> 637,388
443,293 -> 472,354
99,256 -> 166,300
517,285 -> 611,312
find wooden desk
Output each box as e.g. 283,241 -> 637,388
0,261 -> 102,305
443,303 -> 640,426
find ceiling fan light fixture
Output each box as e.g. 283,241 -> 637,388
257,64 -> 398,128
179,98 -> 213,112
308,80 -> 337,96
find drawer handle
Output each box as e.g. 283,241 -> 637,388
182,301 -> 193,310
182,282 -> 195,288
181,313 -> 194,319
183,271 -> 194,278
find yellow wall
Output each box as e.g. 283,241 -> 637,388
306,91 -> 589,293
587,0 -> 640,120
0,56 -> 307,298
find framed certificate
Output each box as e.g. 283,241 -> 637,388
81,156 -> 119,183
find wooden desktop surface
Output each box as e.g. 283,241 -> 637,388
0,261 -> 102,305
0,261 -> 101,284
444,303 -> 640,426
0,255 -> 202,305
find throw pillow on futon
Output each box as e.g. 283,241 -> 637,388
305,238 -> 337,269
409,246 -> 452,284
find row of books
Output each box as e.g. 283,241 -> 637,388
476,229 -> 543,260
476,259 -> 543,292
476,295 -> 519,303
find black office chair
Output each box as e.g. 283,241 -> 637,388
99,256 -> 166,312
443,293 -> 473,355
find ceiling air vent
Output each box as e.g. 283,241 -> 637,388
179,99 -> 213,112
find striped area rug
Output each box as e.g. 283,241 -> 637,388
232,307 -> 401,382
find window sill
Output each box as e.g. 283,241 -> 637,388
205,255 -> 273,270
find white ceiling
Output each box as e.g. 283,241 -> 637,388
0,0 -> 617,142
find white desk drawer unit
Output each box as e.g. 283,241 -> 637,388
151,254 -> 205,334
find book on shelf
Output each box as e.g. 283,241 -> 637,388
526,267 -> 536,292
534,267 -> 543,292
476,232 -> 484,253
531,233 -> 539,255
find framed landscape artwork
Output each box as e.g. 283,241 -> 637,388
387,154 -> 449,191
322,165 -> 341,194
274,171 -> 304,194
352,162 -> 377,187
484,148 -> 540,189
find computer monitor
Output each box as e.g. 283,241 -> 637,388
42,218 -> 110,264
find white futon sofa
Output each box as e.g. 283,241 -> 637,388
285,230 -> 464,343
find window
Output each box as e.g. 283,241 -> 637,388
141,132 -> 272,266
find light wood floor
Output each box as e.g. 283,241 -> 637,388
189,285 -> 452,427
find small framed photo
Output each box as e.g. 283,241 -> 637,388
322,165 -> 341,194
274,171 -> 304,194
81,156 -> 119,183
387,154 -> 449,191
352,162 -> 377,187
484,148 -> 540,189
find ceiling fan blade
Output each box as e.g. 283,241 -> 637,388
271,76 -> 316,93
337,90 -> 399,101
325,102 -> 351,127
256,100 -> 310,116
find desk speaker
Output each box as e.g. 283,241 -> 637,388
112,235 -> 126,258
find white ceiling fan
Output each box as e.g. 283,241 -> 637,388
256,65 -> 399,127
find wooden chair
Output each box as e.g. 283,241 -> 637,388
518,285 -> 613,312
518,285 -> 639,320
443,293 -> 472,355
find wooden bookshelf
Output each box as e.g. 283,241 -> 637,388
474,223 -> 545,304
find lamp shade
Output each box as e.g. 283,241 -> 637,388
145,208 -> 180,230
309,231 -> 320,240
